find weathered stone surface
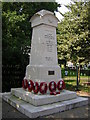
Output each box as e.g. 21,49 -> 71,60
2,92 -> 88,118
0,95 -> 2,120
11,88 -> 77,106
25,10 -> 61,83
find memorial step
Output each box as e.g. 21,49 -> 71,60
2,92 -> 88,118
11,88 -> 77,106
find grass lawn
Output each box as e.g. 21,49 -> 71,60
64,76 -> 90,80
63,77 -> 90,93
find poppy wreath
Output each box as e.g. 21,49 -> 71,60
49,81 -> 57,92
57,80 -> 65,90
33,82 -> 39,94
50,91 -> 57,95
22,79 -> 28,89
28,80 -> 34,92
40,82 -> 47,94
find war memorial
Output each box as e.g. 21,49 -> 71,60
2,10 -> 88,118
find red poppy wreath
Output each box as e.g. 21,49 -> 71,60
33,82 -> 39,94
57,80 -> 65,90
49,81 -> 56,92
40,82 -> 47,94
28,80 -> 34,92
22,79 -> 28,89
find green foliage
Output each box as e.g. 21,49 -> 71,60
57,2 -> 90,65
2,2 -> 59,92
2,2 -> 59,66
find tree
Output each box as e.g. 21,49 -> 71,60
2,2 -> 59,66
2,2 -> 60,92
57,1 -> 90,66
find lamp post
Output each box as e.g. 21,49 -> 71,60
76,63 -> 79,91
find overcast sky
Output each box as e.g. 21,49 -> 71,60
55,0 -> 73,21
56,0 -> 73,5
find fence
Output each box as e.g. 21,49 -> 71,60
2,65 -> 90,92
61,69 -> 90,78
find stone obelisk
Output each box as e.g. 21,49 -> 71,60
2,10 -> 88,119
25,10 -> 61,84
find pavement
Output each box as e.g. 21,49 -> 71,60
0,96 -> 2,120
0,93 -> 90,119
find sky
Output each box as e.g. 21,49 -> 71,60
55,0 -> 73,21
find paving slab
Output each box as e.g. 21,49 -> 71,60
0,93 -> 2,120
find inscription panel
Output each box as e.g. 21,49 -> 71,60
44,30 -> 55,63
44,30 -> 54,53
45,57 -> 53,61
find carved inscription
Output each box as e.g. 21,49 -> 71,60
45,33 -> 54,40
44,32 -> 54,52
45,57 -> 53,61
44,30 -> 54,62
46,40 -> 53,52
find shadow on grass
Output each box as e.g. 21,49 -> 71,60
65,82 -> 89,92
65,83 -> 77,91
64,80 -> 76,83
78,84 -> 89,92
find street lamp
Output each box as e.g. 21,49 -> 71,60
76,63 -> 79,91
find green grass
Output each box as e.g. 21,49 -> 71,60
63,76 -> 90,81
64,79 -> 90,93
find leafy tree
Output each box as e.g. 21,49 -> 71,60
57,1 -> 90,66
2,2 -> 60,92
2,2 -> 59,66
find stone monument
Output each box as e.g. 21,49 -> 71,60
2,10 -> 88,118
25,9 -> 61,84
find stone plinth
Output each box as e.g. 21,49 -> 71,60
11,88 -> 77,106
2,90 -> 88,118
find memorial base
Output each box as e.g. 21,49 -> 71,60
25,65 -> 61,84
2,88 -> 88,118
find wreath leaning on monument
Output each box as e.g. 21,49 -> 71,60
22,79 -> 28,89
57,80 -> 65,90
28,80 -> 34,92
40,82 -> 47,94
22,79 -> 65,95
33,82 -> 39,94
49,81 -> 57,92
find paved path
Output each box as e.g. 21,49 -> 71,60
1,95 -> 90,119
0,97 -> 2,120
